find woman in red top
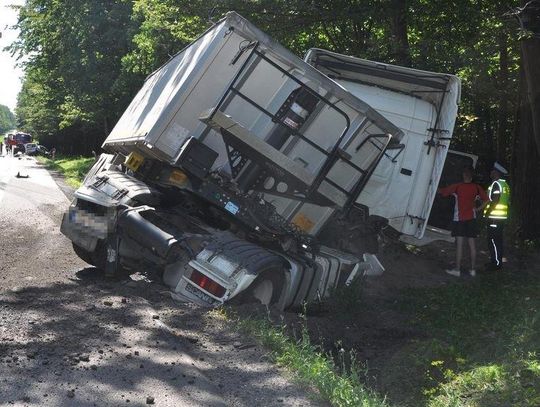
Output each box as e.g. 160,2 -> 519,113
438,166 -> 488,277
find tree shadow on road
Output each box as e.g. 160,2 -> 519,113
0,266 -> 322,406
0,268 -> 221,406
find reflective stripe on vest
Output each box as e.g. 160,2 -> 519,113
485,179 -> 510,219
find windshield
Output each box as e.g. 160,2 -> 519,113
15,134 -> 32,144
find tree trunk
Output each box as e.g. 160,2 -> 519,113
509,0 -> 540,238
478,104 -> 495,162
510,65 -> 540,239
496,31 -> 509,160
390,0 -> 412,66
519,0 -> 540,157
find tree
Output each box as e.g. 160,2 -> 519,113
0,105 -> 16,134
123,0 -> 209,74
509,0 -> 540,238
515,0 -> 540,156
12,0 -> 140,153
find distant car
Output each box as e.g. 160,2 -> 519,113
25,143 -> 38,155
37,145 -> 50,156
24,143 -> 50,156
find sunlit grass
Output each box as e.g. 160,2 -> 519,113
220,267 -> 540,407
37,155 -> 95,187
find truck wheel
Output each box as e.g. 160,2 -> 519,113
247,270 -> 287,310
72,242 -> 106,269
72,243 -> 96,265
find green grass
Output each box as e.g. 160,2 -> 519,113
37,155 -> 95,187
220,267 -> 540,407
218,308 -> 388,407
391,271 -> 540,406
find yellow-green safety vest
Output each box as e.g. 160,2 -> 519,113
485,179 -> 510,220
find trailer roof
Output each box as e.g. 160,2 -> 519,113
147,11 -> 404,143
304,48 -> 461,109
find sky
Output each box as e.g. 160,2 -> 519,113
0,0 -> 25,112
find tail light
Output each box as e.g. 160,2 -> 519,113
189,270 -> 226,298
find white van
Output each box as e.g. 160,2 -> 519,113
304,49 -> 470,245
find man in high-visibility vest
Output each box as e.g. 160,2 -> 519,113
483,162 -> 510,270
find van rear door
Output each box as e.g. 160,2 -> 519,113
401,150 -> 478,246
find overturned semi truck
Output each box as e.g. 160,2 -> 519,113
61,12 -> 460,309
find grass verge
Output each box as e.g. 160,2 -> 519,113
388,270 -> 540,406
217,308 -> 388,407
219,265 -> 540,407
37,155 -> 95,188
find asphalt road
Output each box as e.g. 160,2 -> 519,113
0,153 -> 324,407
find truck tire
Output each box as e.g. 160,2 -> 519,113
72,242 -> 106,269
72,243 -> 95,265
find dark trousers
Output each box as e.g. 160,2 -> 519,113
487,220 -> 505,268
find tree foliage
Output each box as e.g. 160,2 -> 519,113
11,0 -> 141,153
10,0 -> 540,236
0,105 -> 16,134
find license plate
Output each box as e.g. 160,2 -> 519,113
185,283 -> 219,305
224,201 -> 239,215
